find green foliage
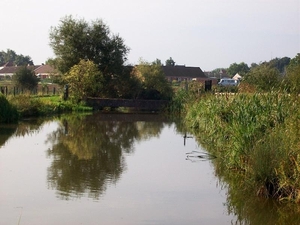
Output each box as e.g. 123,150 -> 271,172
168,88 -> 189,114
165,57 -> 175,66
13,66 -> 39,91
268,57 -> 291,74
227,62 -> 249,76
184,93 -> 300,202
281,53 -> 300,94
64,60 -> 104,101
0,93 -> 18,123
49,15 -> 129,78
134,61 -> 173,100
0,49 -> 33,66
244,63 -> 281,91
8,95 -> 92,118
109,65 -> 142,99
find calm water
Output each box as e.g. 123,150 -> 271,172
0,113 -> 299,225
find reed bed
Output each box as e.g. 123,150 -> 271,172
184,92 -> 300,202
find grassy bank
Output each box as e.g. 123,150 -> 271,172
182,92 -> 300,202
0,94 -> 92,122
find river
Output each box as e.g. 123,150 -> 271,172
0,113 -> 299,225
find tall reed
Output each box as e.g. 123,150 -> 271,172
184,92 -> 300,202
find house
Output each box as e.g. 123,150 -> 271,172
35,64 -> 58,79
0,65 -> 39,79
0,64 -> 57,80
232,73 -> 242,80
162,65 -> 208,83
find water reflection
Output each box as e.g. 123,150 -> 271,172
2,113 -> 300,224
0,118 -> 46,147
194,135 -> 300,225
0,124 -> 17,147
46,113 -> 172,200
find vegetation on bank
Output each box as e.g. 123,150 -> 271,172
0,93 -> 18,123
0,94 -> 92,122
174,91 -> 300,202
167,54 -> 300,203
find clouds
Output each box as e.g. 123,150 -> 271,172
0,0 -> 299,70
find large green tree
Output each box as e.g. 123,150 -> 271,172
282,53 -> 300,94
134,61 -> 173,100
0,49 -> 33,66
13,66 -> 39,91
268,57 -> 290,74
49,16 -> 129,80
244,64 -> 281,92
227,62 -> 250,76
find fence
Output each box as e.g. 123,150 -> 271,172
0,84 -> 62,96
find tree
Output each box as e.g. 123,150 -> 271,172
165,57 -> 175,66
152,58 -> 162,65
13,66 -> 39,91
268,57 -> 290,74
244,64 -> 281,92
49,15 -> 129,78
0,49 -> 33,66
134,61 -> 173,100
64,60 -> 104,101
282,53 -> 300,94
227,62 -> 249,76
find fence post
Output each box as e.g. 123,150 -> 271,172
205,80 -> 212,92
63,84 -> 69,100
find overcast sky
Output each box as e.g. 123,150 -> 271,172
1,0 -> 299,71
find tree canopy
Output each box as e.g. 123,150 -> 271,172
133,61 -> 173,100
282,53 -> 300,94
243,63 -> 281,92
0,49 -> 33,66
165,57 -> 175,66
13,66 -> 39,91
49,15 -> 129,77
227,62 -> 250,76
64,60 -> 104,101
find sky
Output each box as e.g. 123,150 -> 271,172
0,0 -> 299,71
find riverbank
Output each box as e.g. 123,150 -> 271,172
183,92 -> 300,203
0,93 -> 92,123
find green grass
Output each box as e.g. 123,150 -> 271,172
182,92 -> 300,202
6,94 -> 92,118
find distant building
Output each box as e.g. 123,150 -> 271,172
0,64 -> 57,80
162,65 -> 207,83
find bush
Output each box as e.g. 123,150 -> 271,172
0,93 -> 18,123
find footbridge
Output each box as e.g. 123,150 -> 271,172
85,98 -> 169,111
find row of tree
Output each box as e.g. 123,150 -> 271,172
3,16 -> 174,101
210,54 -> 300,93
0,49 -> 33,66
226,57 -> 291,77
4,15 -> 299,97
47,15 -> 173,101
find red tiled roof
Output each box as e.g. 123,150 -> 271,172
34,65 -> 57,74
0,65 -> 39,74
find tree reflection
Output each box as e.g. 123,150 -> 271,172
0,125 -> 17,147
46,113 -> 171,200
0,118 -> 49,147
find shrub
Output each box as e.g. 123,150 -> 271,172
0,93 -> 18,123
